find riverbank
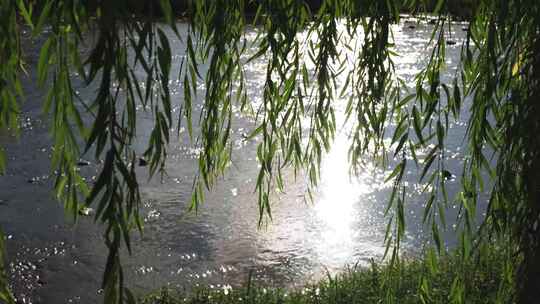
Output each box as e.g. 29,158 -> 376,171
141,246 -> 512,304
165,0 -> 476,20
28,0 -> 473,21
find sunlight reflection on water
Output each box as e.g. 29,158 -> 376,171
0,18 -> 473,303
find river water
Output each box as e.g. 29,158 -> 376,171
0,20 -> 477,303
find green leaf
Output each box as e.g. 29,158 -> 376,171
159,0 -> 174,25
434,0 -> 445,15
412,106 -> 424,144
34,1 -> 53,35
420,148 -> 437,182
423,195 -> 435,223
436,120 -> 445,147
38,38 -> 53,85
0,149 -> 5,174
432,221 -> 442,253
426,247 -> 438,274
157,28 -> 172,76
385,159 -> 406,183
16,0 -> 33,29
397,93 -> 416,108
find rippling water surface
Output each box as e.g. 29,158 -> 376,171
0,20 -> 478,303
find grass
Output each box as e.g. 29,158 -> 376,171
141,245 -> 513,304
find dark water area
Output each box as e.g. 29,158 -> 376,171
0,20 -> 480,304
